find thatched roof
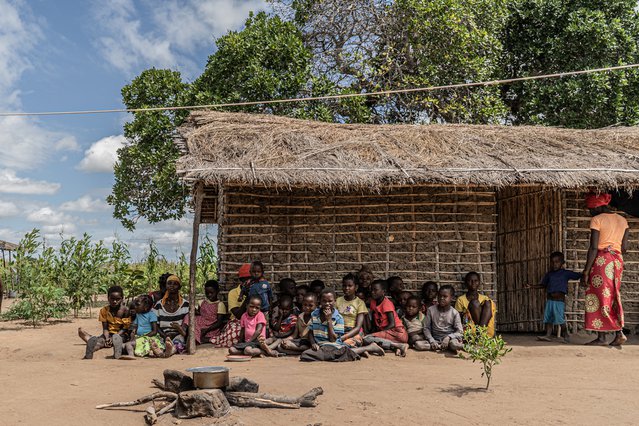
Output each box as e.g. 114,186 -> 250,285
0,240 -> 17,251
175,111 -> 639,190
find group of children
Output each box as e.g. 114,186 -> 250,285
81,258 -> 503,361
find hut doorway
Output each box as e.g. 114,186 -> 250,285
496,188 -> 563,332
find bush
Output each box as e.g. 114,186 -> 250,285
459,326 -> 512,390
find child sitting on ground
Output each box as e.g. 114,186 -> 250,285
126,294 -> 174,358
419,285 -> 464,354
421,281 -> 438,313
183,280 -> 227,345
270,278 -> 298,319
387,276 -> 404,309
455,272 -> 495,337
402,296 -> 427,349
363,280 -> 409,357
280,293 -> 317,353
337,273 -> 385,356
310,279 -> 326,301
264,294 -> 297,353
529,252 -> 580,343
229,296 -> 277,357
396,290 -> 412,318
294,284 -> 309,312
82,285 -> 131,360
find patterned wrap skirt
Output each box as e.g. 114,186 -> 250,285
585,248 -> 624,332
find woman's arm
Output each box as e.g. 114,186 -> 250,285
342,313 -> 365,340
582,229 -> 600,284
622,228 -> 630,253
383,311 -> 395,331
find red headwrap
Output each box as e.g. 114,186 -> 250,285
238,263 -> 251,278
585,193 -> 612,209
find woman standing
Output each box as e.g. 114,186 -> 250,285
581,193 -> 629,346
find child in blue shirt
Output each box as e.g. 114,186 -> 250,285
240,260 -> 273,315
530,252 -> 581,343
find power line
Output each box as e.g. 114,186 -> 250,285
1,63 -> 638,117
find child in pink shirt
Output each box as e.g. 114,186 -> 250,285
228,296 -> 277,357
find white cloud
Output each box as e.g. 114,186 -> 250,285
0,169 -> 61,194
77,134 -> 126,173
0,1 -> 78,170
27,207 -> 73,225
93,0 -> 266,75
60,195 -> 109,213
0,200 -> 20,217
156,230 -> 191,245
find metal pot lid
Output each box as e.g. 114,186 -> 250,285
186,366 -> 229,373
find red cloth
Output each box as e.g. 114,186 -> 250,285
238,263 -> 251,278
585,248 -> 624,331
370,297 -> 403,332
585,193 -> 612,209
370,327 -> 409,344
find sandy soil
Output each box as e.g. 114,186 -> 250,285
1,306 -> 638,426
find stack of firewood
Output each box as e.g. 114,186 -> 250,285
96,369 -> 323,424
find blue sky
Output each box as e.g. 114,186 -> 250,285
0,0 -> 266,260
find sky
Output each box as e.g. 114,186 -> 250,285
0,0 -> 267,261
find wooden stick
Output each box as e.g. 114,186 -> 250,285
95,392 -> 178,409
157,400 -> 176,416
188,182 -> 204,355
144,406 -> 157,425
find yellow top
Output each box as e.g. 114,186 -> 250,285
454,294 -> 495,337
336,296 -> 368,329
98,306 -> 131,334
227,285 -> 244,320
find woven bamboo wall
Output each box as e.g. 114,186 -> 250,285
563,190 -> 639,332
213,186 -> 497,297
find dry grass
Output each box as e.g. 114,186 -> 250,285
175,111 -> 639,190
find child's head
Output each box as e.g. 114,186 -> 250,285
398,290 -> 412,309
107,285 -> 124,308
421,281 -> 438,301
278,278 -> 297,297
357,266 -> 374,288
356,287 -> 370,304
405,296 -> 421,318
463,272 -> 481,292
250,260 -> 264,280
302,293 -> 317,314
165,275 -> 181,295
550,251 -> 565,271
134,294 -> 153,313
310,279 -> 325,295
278,294 -> 294,318
247,296 -> 262,317
438,285 -> 455,308
295,285 -> 309,307
204,280 -> 219,302
370,279 -> 387,301
342,273 -> 357,297
158,272 -> 171,294
319,288 -> 337,311
387,276 -> 403,295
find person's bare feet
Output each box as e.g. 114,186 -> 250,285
360,351 -> 369,358
77,327 -> 90,343
150,340 -> 164,357
610,333 -> 627,346
395,343 -> 408,357
585,337 -> 608,346
164,338 -> 175,357
368,342 -> 385,357
562,335 -> 571,344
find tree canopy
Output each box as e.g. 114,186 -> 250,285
110,0 -> 639,229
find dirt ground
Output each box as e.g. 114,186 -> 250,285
1,305 -> 638,426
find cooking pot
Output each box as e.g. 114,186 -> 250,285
185,366 -> 230,389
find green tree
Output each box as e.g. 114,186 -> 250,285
460,326 -> 512,390
502,0 -> 639,127
108,69 -> 191,230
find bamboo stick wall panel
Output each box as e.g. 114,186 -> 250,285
563,190 -> 639,332
496,187 -> 563,332
215,186 -> 497,298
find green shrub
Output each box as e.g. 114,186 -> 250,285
459,326 -> 512,390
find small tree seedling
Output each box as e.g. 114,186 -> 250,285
459,326 -> 512,390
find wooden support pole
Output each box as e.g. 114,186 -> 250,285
187,182 -> 204,355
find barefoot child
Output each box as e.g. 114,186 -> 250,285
421,285 -> 464,353
529,252 -> 580,343
421,281 -> 438,313
396,290 -> 412,318
337,274 -> 385,356
127,295 -> 173,358
83,285 -> 131,359
154,275 -> 189,355
294,285 -> 309,312
455,272 -> 495,337
280,293 -> 316,353
363,280 -> 409,357
183,280 -> 227,345
265,295 -> 298,353
229,296 -> 277,357
402,296 -> 427,350
387,276 -> 404,309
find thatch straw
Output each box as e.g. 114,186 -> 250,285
175,111 -> 639,190
0,240 -> 18,251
